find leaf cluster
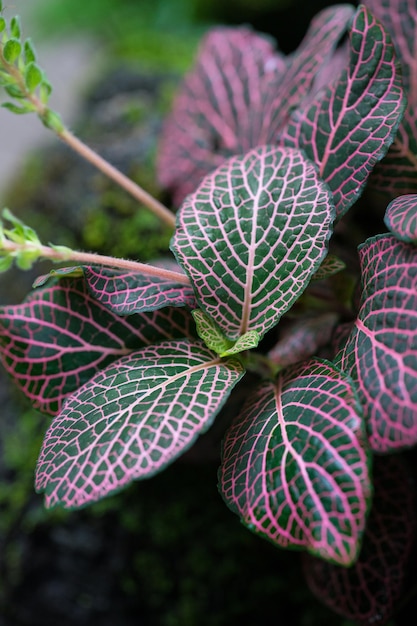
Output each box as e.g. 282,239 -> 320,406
0,8 -> 62,131
0,2 -> 416,625
0,208 -> 72,271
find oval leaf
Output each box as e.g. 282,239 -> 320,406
0,278 -> 196,415
364,0 -> 417,195
335,234 -> 417,452
280,5 -> 406,218
312,254 -> 346,281
384,194 -> 417,243
157,6 -> 355,207
157,26 -> 283,206
35,339 -> 245,509
219,358 -> 371,566
304,454 -> 416,626
172,145 -> 335,341
364,0 -> 415,94
267,4 -> 355,131
83,265 -> 197,314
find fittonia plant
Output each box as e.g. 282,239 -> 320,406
0,1 -> 416,623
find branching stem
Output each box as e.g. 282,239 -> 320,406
1,238 -> 191,284
0,44 -> 176,229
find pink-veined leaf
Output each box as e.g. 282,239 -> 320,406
279,5 -> 406,218
219,358 -> 371,566
32,266 -> 84,286
363,0 -> 417,195
0,278 -> 196,415
384,194 -> 417,243
82,265 -> 197,315
172,145 -> 335,341
363,0 -> 416,94
369,113 -> 417,196
312,254 -> 346,281
267,312 -> 339,368
156,26 -> 283,206
303,453 -> 416,626
266,4 -> 355,131
335,234 -> 417,452
35,338 -> 245,509
157,7 -> 355,207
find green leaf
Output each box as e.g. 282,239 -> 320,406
219,330 -> 260,357
39,79 -> 52,104
4,84 -> 24,99
2,208 -> 41,245
0,278 -> 198,415
10,16 -> 21,40
3,38 -> 21,64
219,358 -> 371,566
15,249 -> 41,270
172,145 -> 335,341
192,309 -> 260,357
24,61 -> 42,92
1,101 -> 33,114
192,309 -> 232,355
0,70 -> 16,86
23,38 -> 36,64
0,17 -> 6,33
312,254 -> 346,281
32,266 -> 84,288
41,108 -> 64,133
0,255 -> 13,272
35,339 -> 245,508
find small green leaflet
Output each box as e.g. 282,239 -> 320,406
192,309 -> 260,357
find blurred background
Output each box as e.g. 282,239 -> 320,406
1,2 -> 401,626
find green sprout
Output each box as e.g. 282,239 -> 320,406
0,208 -> 73,271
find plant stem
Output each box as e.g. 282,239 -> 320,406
0,46 -> 176,229
57,128 -> 176,228
1,239 -> 191,284
64,248 -> 190,284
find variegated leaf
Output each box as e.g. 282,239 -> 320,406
156,26 -> 283,206
219,358 -> 371,566
266,4 -> 355,132
172,145 -> 335,341
363,0 -> 416,93
279,5 -> 406,218
304,454 -> 416,626
0,278 -> 196,415
384,194 -> 417,243
335,234 -> 417,452
364,0 -> 417,195
157,6 -> 354,206
35,339 -> 245,508
83,265 -> 197,315
368,113 -> 417,196
312,254 -> 346,281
